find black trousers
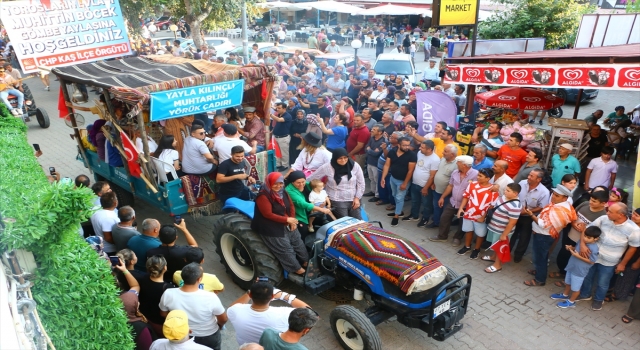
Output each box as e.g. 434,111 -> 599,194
555,226 -> 575,274
194,330 -> 221,350
510,215 -> 533,259
437,204 -> 464,240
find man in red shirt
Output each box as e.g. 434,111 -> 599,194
497,132 -> 527,179
347,114 -> 371,170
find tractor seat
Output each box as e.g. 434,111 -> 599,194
7,95 -> 18,99
331,224 -> 448,295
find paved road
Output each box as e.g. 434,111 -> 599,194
23,35 -> 640,349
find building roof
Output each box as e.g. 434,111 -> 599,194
447,44 -> 640,64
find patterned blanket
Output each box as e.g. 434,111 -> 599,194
180,174 -> 221,217
331,223 -> 447,295
245,151 -> 268,184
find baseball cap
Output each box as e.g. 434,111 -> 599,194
163,310 -> 189,341
552,184 -> 572,197
559,143 -> 573,151
221,123 -> 238,135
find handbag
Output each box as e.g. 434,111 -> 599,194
485,199 -> 519,224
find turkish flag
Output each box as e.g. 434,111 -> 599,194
490,239 -> 511,263
120,131 -> 142,178
268,136 -> 282,158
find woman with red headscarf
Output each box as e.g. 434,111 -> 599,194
252,172 -> 309,275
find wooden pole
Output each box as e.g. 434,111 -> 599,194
102,127 -> 157,194
59,79 -> 92,173
135,111 -> 159,190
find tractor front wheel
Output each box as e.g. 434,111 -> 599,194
330,305 -> 382,350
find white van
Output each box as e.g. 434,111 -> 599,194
373,53 -> 421,85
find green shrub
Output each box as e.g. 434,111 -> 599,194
0,109 -> 134,349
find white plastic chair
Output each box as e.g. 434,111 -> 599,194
364,36 -> 373,48
150,156 -> 178,184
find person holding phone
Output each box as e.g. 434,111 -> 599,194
227,277 -> 311,346
146,219 -> 198,283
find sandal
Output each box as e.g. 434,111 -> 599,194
527,269 -> 536,276
548,271 -> 564,279
523,279 -> 545,287
604,294 -> 618,302
554,281 -> 566,288
485,266 -> 501,273
375,201 -> 388,206
481,255 -> 495,262
622,315 -> 634,324
385,205 -> 396,211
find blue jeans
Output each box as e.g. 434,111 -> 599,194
532,233 -> 555,284
579,263 -> 616,302
410,184 -> 434,220
377,169 -> 393,204
0,89 -> 23,110
256,145 -> 265,153
432,191 -> 449,226
389,176 -> 408,215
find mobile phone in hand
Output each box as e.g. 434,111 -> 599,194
49,167 -> 55,175
33,144 -> 40,152
174,215 -> 182,225
109,256 -> 121,266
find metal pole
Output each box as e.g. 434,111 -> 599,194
572,89 -> 583,119
242,0 -> 249,64
465,0 -> 482,117
354,48 -> 358,70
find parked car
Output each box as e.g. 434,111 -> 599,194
180,37 -> 235,54
154,16 -> 173,30
152,37 -> 189,47
554,88 -> 599,104
373,53 -> 420,85
313,53 -> 370,73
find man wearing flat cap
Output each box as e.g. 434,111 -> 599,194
238,107 -> 266,152
524,184 -> 577,287
212,123 -> 257,163
551,143 -> 581,187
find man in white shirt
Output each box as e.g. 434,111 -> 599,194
277,28 -> 286,44
442,82 -> 456,97
227,279 -> 311,346
182,124 -> 217,175
90,192 -> 120,255
159,263 -> 227,350
324,71 -> 345,98
212,124 -> 256,163
150,310 -> 210,350
421,60 -> 440,84
584,146 -> 617,190
490,160 -> 514,196
406,140 -> 440,227
147,21 -> 158,37
325,40 -> 341,53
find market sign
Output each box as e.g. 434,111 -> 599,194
439,0 -> 479,26
0,0 -> 132,73
149,80 -> 245,122
445,64 -> 640,90
415,90 -> 458,137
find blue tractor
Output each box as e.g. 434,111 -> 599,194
213,199 -> 472,350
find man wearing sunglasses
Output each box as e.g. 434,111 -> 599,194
227,279 -> 311,346
182,124 -> 217,176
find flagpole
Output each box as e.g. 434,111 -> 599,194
464,0 -> 482,119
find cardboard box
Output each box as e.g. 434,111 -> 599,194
547,117 -> 589,130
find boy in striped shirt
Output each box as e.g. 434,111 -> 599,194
483,183 -> 523,273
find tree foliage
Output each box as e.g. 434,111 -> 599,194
478,0 -> 596,49
627,0 -> 640,13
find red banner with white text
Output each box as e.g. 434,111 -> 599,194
444,64 -> 640,90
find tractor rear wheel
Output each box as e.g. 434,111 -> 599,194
330,305 -> 382,350
108,181 -> 134,208
213,213 -> 283,290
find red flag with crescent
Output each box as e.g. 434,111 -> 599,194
120,131 -> 142,178
489,239 -> 511,263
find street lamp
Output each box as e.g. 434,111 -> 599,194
351,39 -> 362,71
169,24 -> 178,40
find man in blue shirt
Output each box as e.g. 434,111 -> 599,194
271,102 -> 293,171
421,60 -> 440,85
551,143 -> 581,186
471,144 -> 494,170
127,218 -> 161,271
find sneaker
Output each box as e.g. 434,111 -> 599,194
45,86 -> 50,91
402,216 -> 419,222
529,119 -> 535,124
470,249 -> 480,259
591,300 -> 603,311
16,108 -> 24,115
308,227 -> 315,233
539,120 -> 543,126
550,293 -> 569,300
452,238 -> 462,247
391,217 -> 399,227
363,192 -> 375,197
367,197 -> 379,202
387,212 -> 404,217
417,218 -> 427,228
457,246 -> 471,255
575,295 -> 592,302
10,109 -> 19,116
556,300 -> 576,309
425,222 -> 439,228
428,235 -> 447,242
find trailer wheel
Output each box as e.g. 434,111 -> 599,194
36,108 -> 50,128
109,181 -> 134,208
212,213 -> 283,290
330,305 -> 382,350
445,266 -> 466,302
